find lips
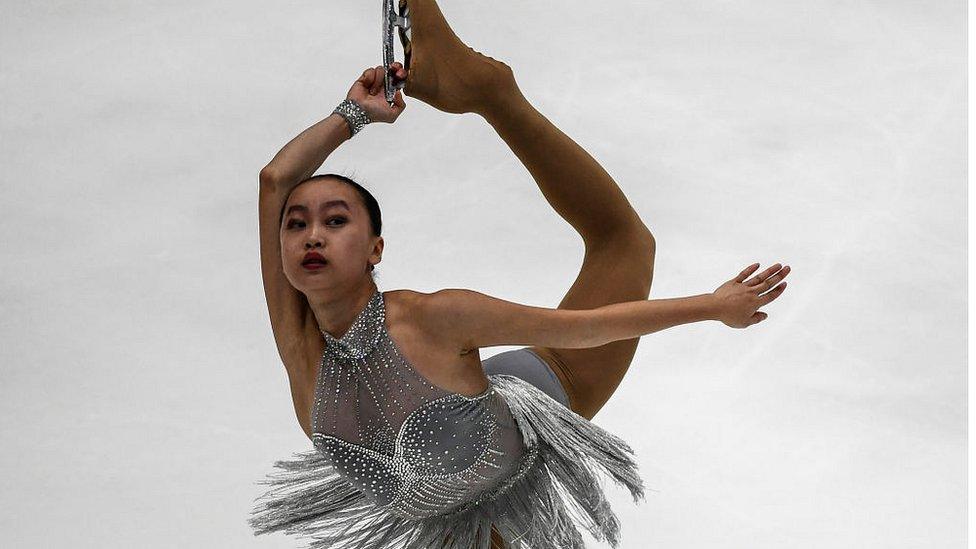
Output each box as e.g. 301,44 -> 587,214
302,252 -> 327,266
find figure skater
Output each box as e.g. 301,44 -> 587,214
249,1 -> 790,547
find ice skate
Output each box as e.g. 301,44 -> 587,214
382,0 -> 518,115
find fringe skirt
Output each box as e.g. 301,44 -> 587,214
248,374 -> 646,549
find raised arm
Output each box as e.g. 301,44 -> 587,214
258,64 -> 407,368
416,263 -> 790,352
259,64 -> 407,189
259,113 -> 352,189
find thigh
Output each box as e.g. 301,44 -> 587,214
529,235 -> 655,420
482,348 -> 571,408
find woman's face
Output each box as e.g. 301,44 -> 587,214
279,178 -> 382,294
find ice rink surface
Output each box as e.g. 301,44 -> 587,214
0,1 -> 966,547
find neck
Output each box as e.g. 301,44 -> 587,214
307,281 -> 378,340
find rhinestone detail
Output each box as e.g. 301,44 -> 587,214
311,288 -> 528,519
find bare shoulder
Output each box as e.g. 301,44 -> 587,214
382,288 -> 471,354
380,288 -> 420,321
382,288 -> 436,335
388,289 -> 491,354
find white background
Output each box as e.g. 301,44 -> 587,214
0,1 -> 967,547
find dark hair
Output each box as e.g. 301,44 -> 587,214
278,173 -> 383,273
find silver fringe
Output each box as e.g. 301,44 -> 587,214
249,374 -> 646,549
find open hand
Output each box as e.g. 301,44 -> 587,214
346,63 -> 408,124
711,263 -> 791,328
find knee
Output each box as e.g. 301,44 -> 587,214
595,222 -> 655,264
632,218 -> 656,264
623,224 -> 655,297
636,223 -> 655,260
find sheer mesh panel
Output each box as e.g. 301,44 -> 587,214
308,289 -> 528,516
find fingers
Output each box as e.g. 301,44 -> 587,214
747,263 -> 791,290
359,68 -> 374,87
770,265 -> 791,287
370,66 -> 385,95
389,61 -> 407,81
357,66 -> 387,95
392,89 -> 406,109
733,262 -> 790,326
735,263 -> 760,283
365,63 -> 410,98
759,281 -> 787,303
349,62 -> 411,122
745,263 -> 780,286
756,265 -> 790,293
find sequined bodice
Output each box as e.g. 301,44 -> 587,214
310,288 -> 531,519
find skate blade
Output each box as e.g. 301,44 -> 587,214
383,0 -> 411,105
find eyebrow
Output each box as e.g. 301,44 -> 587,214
284,200 -> 351,217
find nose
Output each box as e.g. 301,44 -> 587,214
304,231 -> 324,247
303,222 -> 328,248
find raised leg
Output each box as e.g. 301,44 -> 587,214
488,98 -> 656,421
403,0 -> 655,421
471,56 -> 655,421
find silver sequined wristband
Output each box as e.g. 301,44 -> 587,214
332,98 -> 372,137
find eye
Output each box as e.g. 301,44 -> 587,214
284,216 -> 346,229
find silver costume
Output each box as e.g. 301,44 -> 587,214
249,288 -> 645,548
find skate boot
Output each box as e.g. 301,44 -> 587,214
383,0 -> 518,115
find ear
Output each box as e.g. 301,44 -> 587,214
369,236 -> 384,267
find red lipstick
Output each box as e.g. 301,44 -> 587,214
302,252 -> 328,270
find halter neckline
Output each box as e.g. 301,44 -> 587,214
319,288 -> 385,361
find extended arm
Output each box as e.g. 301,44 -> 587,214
417,263 -> 790,351
418,289 -> 718,351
